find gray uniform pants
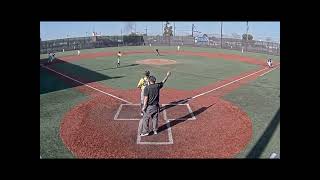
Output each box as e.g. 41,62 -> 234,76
140,89 -> 145,109
141,104 -> 159,134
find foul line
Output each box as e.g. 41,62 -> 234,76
259,64 -> 280,77
191,67 -> 269,99
40,65 -> 132,104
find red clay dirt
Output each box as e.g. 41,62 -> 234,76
136,59 -> 177,65
59,49 -> 265,66
47,50 -> 276,158
60,92 -> 252,158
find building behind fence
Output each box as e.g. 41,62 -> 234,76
40,35 -> 279,56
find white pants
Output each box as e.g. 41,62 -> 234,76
268,62 -> 272,67
177,46 -> 180,51
140,89 -> 145,106
77,50 -> 80,55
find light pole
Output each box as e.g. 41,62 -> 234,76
121,29 -> 123,46
192,24 -> 194,37
246,21 -> 249,52
162,22 -> 163,36
144,26 -> 148,36
67,34 -> 70,50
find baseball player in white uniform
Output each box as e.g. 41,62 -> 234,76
47,52 -> 55,63
47,52 -> 52,63
267,58 -> 273,68
77,50 -> 80,56
117,51 -> 122,68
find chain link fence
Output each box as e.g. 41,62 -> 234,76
41,35 -> 279,56
40,35 -> 143,54
209,37 -> 280,56
143,36 -> 279,56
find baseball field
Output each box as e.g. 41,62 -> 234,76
40,46 -> 280,158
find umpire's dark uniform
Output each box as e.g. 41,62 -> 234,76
140,81 -> 163,134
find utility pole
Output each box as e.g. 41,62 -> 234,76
246,21 -> 249,52
192,24 -> 194,37
162,22 -> 163,36
174,22 -> 175,36
144,26 -> 148,36
220,22 -> 223,48
67,34 -> 70,50
121,29 -> 123,45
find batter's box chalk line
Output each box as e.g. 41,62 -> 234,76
162,104 -> 197,121
114,103 -> 196,121
136,117 -> 174,145
113,104 -> 141,120
113,103 -> 196,145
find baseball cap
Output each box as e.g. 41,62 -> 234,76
149,76 -> 156,82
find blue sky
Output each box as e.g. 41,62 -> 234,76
40,21 -> 280,42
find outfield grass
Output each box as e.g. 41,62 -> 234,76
224,68 -> 280,158
40,68 -> 88,158
49,53 -> 259,90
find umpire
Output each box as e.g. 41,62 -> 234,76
140,71 -> 171,136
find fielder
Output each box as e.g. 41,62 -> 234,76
77,50 -> 80,56
47,52 -> 55,63
177,45 -> 180,51
116,51 -> 122,68
137,71 -> 150,116
267,58 -> 273,68
155,49 -> 160,56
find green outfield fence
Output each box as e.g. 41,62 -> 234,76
40,35 -> 280,56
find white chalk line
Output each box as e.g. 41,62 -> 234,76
113,104 -> 124,120
40,65 -> 132,104
162,108 -> 174,144
259,64 -> 280,77
191,67 -> 269,100
114,104 -> 142,120
136,105 -> 174,145
162,104 -> 196,121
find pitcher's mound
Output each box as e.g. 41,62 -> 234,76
136,59 -> 177,65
